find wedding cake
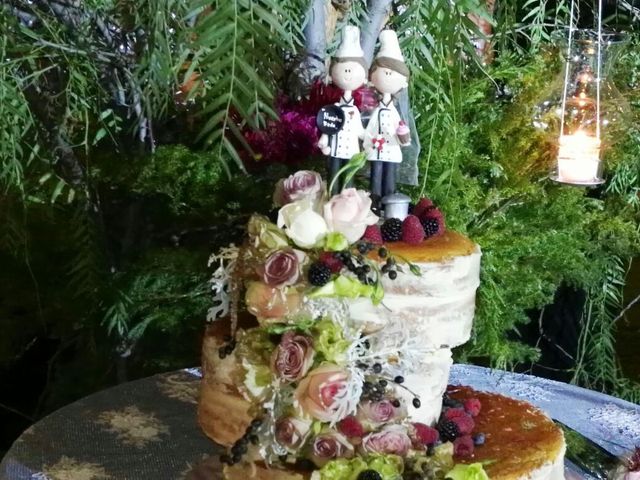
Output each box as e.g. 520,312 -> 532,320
198,170 -> 566,480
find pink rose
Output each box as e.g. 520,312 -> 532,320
275,416 -> 312,451
323,188 -> 379,243
274,170 -> 325,206
258,249 -> 304,287
362,425 -> 412,457
357,400 -> 396,428
310,432 -> 354,467
271,332 -> 315,383
245,281 -> 301,323
295,364 -> 350,422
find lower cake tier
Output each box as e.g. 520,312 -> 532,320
201,382 -> 565,480
448,386 -> 565,480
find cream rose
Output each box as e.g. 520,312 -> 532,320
274,170 -> 325,207
294,364 -> 350,422
357,400 -> 397,428
277,197 -> 328,248
323,188 -> 379,243
245,281 -> 301,323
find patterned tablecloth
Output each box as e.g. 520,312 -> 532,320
1,365 -> 639,480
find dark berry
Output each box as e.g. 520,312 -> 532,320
394,375 -> 405,384
308,262 -> 332,286
413,397 -> 421,408
250,419 -> 262,430
381,265 -> 389,274
437,419 -> 460,442
231,452 -> 242,463
421,217 -> 440,238
473,433 -> 486,445
218,348 -> 227,359
391,399 -> 401,408
357,470 -> 383,480
378,247 -> 388,258
381,218 -> 403,242
220,454 -> 232,465
388,270 -> 398,280
363,381 -> 373,391
378,379 -> 388,387
249,434 -> 259,445
372,363 -> 382,373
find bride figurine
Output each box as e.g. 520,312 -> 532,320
364,30 -> 411,200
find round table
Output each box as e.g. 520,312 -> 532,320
1,365 -> 639,480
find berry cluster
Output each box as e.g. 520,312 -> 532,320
374,197 -> 445,245
358,470 -> 383,480
436,393 -> 485,458
220,418 -> 262,465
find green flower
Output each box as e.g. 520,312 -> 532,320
324,232 -> 350,251
313,318 -> 351,364
247,214 -> 289,254
445,463 -> 490,480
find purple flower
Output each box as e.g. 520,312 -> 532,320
310,431 -> 354,466
273,170 -> 324,207
275,416 -> 312,451
258,249 -> 304,287
271,332 -> 315,383
362,425 -> 412,457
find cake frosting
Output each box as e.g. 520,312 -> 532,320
198,169 -> 566,480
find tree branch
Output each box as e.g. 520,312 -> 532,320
361,0 -> 394,67
287,0 -> 327,99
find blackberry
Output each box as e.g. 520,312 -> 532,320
308,262 -> 331,286
437,419 -> 460,442
357,470 -> 383,480
421,217 -> 440,238
381,218 -> 403,242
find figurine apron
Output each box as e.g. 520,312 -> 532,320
364,99 -> 403,198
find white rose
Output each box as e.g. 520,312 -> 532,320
323,188 -> 379,243
277,198 -> 328,248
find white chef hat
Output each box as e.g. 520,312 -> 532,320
372,29 -> 410,77
332,25 -> 367,71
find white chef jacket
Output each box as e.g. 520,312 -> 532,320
328,97 -> 364,160
364,100 -> 403,163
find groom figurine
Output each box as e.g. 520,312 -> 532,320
318,26 -> 367,195
364,30 -> 411,200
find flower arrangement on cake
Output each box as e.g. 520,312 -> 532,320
202,169 -> 489,480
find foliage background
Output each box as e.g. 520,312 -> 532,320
1,0 -> 640,453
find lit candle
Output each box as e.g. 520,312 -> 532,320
556,131 -> 602,184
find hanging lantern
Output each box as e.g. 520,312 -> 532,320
532,1 -> 629,186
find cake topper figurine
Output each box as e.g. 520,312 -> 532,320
316,25 -> 367,195
364,29 -> 411,202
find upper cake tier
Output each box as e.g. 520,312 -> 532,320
350,231 -> 482,350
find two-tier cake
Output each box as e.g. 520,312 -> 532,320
198,170 -> 566,480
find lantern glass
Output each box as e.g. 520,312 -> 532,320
532,30 -> 629,186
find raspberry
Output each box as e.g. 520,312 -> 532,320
338,416 -> 364,438
362,224 -> 383,244
437,419 -> 460,442
308,262 -> 331,286
319,252 -> 343,273
451,414 -> 475,435
401,215 -> 425,244
413,197 -> 435,218
444,407 -> 468,421
464,398 -> 482,417
454,435 -> 474,458
381,218 -> 403,242
412,422 -> 439,446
